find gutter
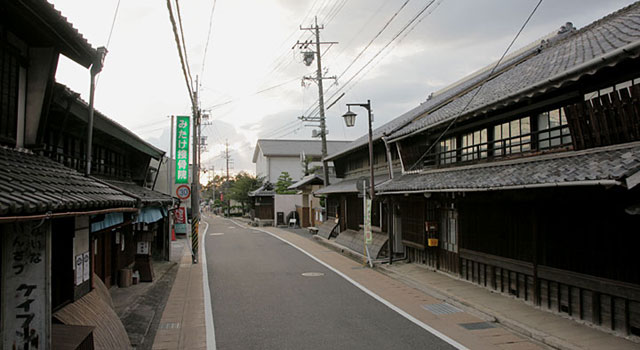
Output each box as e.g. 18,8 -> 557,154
386,39 -> 640,144
0,207 -> 138,223
376,179 -> 622,195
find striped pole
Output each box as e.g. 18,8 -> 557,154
191,216 -> 199,263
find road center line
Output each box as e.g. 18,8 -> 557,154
226,218 -> 468,350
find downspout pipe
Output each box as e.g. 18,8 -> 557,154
85,47 -> 108,176
381,135 -> 394,180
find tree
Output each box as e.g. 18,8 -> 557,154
275,171 -> 297,194
229,172 -> 262,213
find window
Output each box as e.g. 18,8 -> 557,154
494,117 -> 531,156
461,129 -> 488,161
0,40 -> 20,144
537,108 -> 571,149
437,137 -> 457,164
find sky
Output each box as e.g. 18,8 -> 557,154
51,0 -> 638,179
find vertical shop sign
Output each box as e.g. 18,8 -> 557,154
175,116 -> 190,184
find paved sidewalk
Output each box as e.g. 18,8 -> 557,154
310,234 -> 640,350
152,235 -> 207,350
376,262 -> 640,350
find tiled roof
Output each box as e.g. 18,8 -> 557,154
288,174 -> 324,190
0,147 -> 136,216
314,177 -> 389,195
387,2 -> 640,140
3,0 -> 98,68
54,83 -> 165,159
249,183 -> 275,197
375,142 -> 640,193
325,11 -> 551,161
252,139 -> 351,162
102,180 -> 173,206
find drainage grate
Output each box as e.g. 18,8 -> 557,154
422,303 -> 462,315
158,322 -> 181,330
459,322 -> 496,330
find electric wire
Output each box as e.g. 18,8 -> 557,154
165,0 -> 195,106
200,0 -> 218,80
303,0 -> 442,121
407,0 -> 544,171
174,0 -> 194,90
95,0 -> 122,88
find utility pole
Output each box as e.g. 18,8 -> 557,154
190,77 -> 201,264
296,17 -> 337,186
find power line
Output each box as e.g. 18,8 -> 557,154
407,0 -> 544,171
174,0 -> 194,90
200,0 -> 218,80
165,0 -> 195,106
304,0 -> 443,121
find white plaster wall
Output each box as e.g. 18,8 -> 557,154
274,194 -> 303,222
269,156 -> 304,183
255,150 -> 269,181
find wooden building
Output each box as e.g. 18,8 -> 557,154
371,4 -> 640,337
0,1 -> 173,348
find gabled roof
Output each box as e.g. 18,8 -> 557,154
0,147 -> 136,216
252,139 -> 351,163
387,1 -> 640,141
1,0 -> 98,68
248,183 -> 275,197
53,83 -> 165,159
288,174 -> 324,190
376,142 -> 640,194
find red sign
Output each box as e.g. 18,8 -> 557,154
220,193 -> 224,201
175,207 -> 187,224
176,184 -> 191,200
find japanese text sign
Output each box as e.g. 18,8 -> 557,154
175,116 -> 190,184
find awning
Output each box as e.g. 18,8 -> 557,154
91,212 -> 124,232
134,207 -> 166,224
376,142 -> 640,194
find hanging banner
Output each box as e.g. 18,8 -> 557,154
364,198 -> 372,245
175,116 -> 190,184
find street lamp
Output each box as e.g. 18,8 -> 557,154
341,100 -> 375,202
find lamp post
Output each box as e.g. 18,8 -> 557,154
342,100 -> 374,202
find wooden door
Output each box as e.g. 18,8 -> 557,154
439,208 -> 459,274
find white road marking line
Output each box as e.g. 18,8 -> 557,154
227,218 -> 468,350
201,220 -> 217,350
209,232 -> 225,236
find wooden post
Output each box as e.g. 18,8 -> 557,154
532,208 -> 540,306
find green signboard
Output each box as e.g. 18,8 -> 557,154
175,116 -> 190,184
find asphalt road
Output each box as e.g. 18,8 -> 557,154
204,217 -> 456,350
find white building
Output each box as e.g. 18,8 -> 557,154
252,139 -> 350,183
